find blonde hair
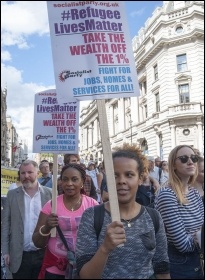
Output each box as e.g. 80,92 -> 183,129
168,145 -> 198,204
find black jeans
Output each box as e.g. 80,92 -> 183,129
12,249 -> 45,279
45,271 -> 65,279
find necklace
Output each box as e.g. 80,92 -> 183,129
122,218 -> 132,228
70,196 -> 82,211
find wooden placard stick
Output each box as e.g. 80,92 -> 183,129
51,153 -> 58,237
97,99 -> 121,222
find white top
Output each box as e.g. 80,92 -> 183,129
149,166 -> 166,185
22,183 -> 42,251
86,169 -> 101,203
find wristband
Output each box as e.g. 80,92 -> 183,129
39,225 -> 51,236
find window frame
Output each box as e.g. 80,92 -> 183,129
153,64 -> 158,80
155,92 -> 160,112
178,84 -> 190,103
177,54 -> 187,72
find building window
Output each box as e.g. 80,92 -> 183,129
139,82 -> 143,95
177,54 -> 187,72
155,92 -> 160,112
144,105 -> 148,119
144,81 -> 147,95
183,128 -> 190,136
179,84 -> 190,103
154,64 -> 158,80
141,139 -> 148,155
124,97 -> 131,108
139,80 -> 147,95
176,26 -> 183,33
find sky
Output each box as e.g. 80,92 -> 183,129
1,1 -> 163,156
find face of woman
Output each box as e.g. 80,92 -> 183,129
174,147 -> 198,179
162,161 -> 168,171
113,157 -> 140,204
61,167 -> 83,197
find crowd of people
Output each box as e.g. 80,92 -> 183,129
1,144 -> 204,279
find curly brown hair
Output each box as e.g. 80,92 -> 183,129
112,143 -> 148,179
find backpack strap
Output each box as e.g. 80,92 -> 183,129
94,203 -> 105,240
40,176 -> 51,186
94,204 -> 159,238
145,206 -> 160,234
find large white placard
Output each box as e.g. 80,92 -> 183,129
33,89 -> 79,154
47,1 -> 140,101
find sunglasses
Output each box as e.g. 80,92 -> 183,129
175,155 -> 199,164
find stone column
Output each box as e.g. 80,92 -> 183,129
131,96 -> 139,123
170,121 -> 176,149
84,127 -> 88,150
118,98 -> 125,132
196,117 -> 203,152
93,119 -> 98,144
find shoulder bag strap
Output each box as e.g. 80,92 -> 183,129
56,225 -> 69,251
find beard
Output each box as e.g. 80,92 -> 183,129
23,179 -> 37,189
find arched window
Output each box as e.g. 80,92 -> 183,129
141,139 -> 148,155
176,26 -> 183,34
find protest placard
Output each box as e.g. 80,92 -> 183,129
47,1 -> 140,227
33,89 -> 80,236
1,167 -> 19,197
47,1 -> 139,102
33,89 -> 79,154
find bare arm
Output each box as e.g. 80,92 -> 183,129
149,176 -> 160,192
102,190 -> 109,202
32,212 -> 58,248
79,245 -> 110,279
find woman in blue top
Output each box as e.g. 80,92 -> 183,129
155,145 -> 204,279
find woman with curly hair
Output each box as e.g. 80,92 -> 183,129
75,143 -> 170,279
155,145 -> 204,279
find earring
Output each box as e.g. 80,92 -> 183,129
81,186 -> 84,189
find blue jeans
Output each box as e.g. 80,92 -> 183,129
168,243 -> 203,279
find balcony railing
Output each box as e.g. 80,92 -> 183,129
168,102 -> 202,117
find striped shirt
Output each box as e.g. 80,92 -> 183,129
155,186 -> 204,253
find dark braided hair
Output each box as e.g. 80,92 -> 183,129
60,163 -> 86,183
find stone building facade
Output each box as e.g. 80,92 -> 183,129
79,1 -> 204,163
1,88 -> 7,164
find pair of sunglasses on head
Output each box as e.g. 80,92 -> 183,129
175,155 -> 199,164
